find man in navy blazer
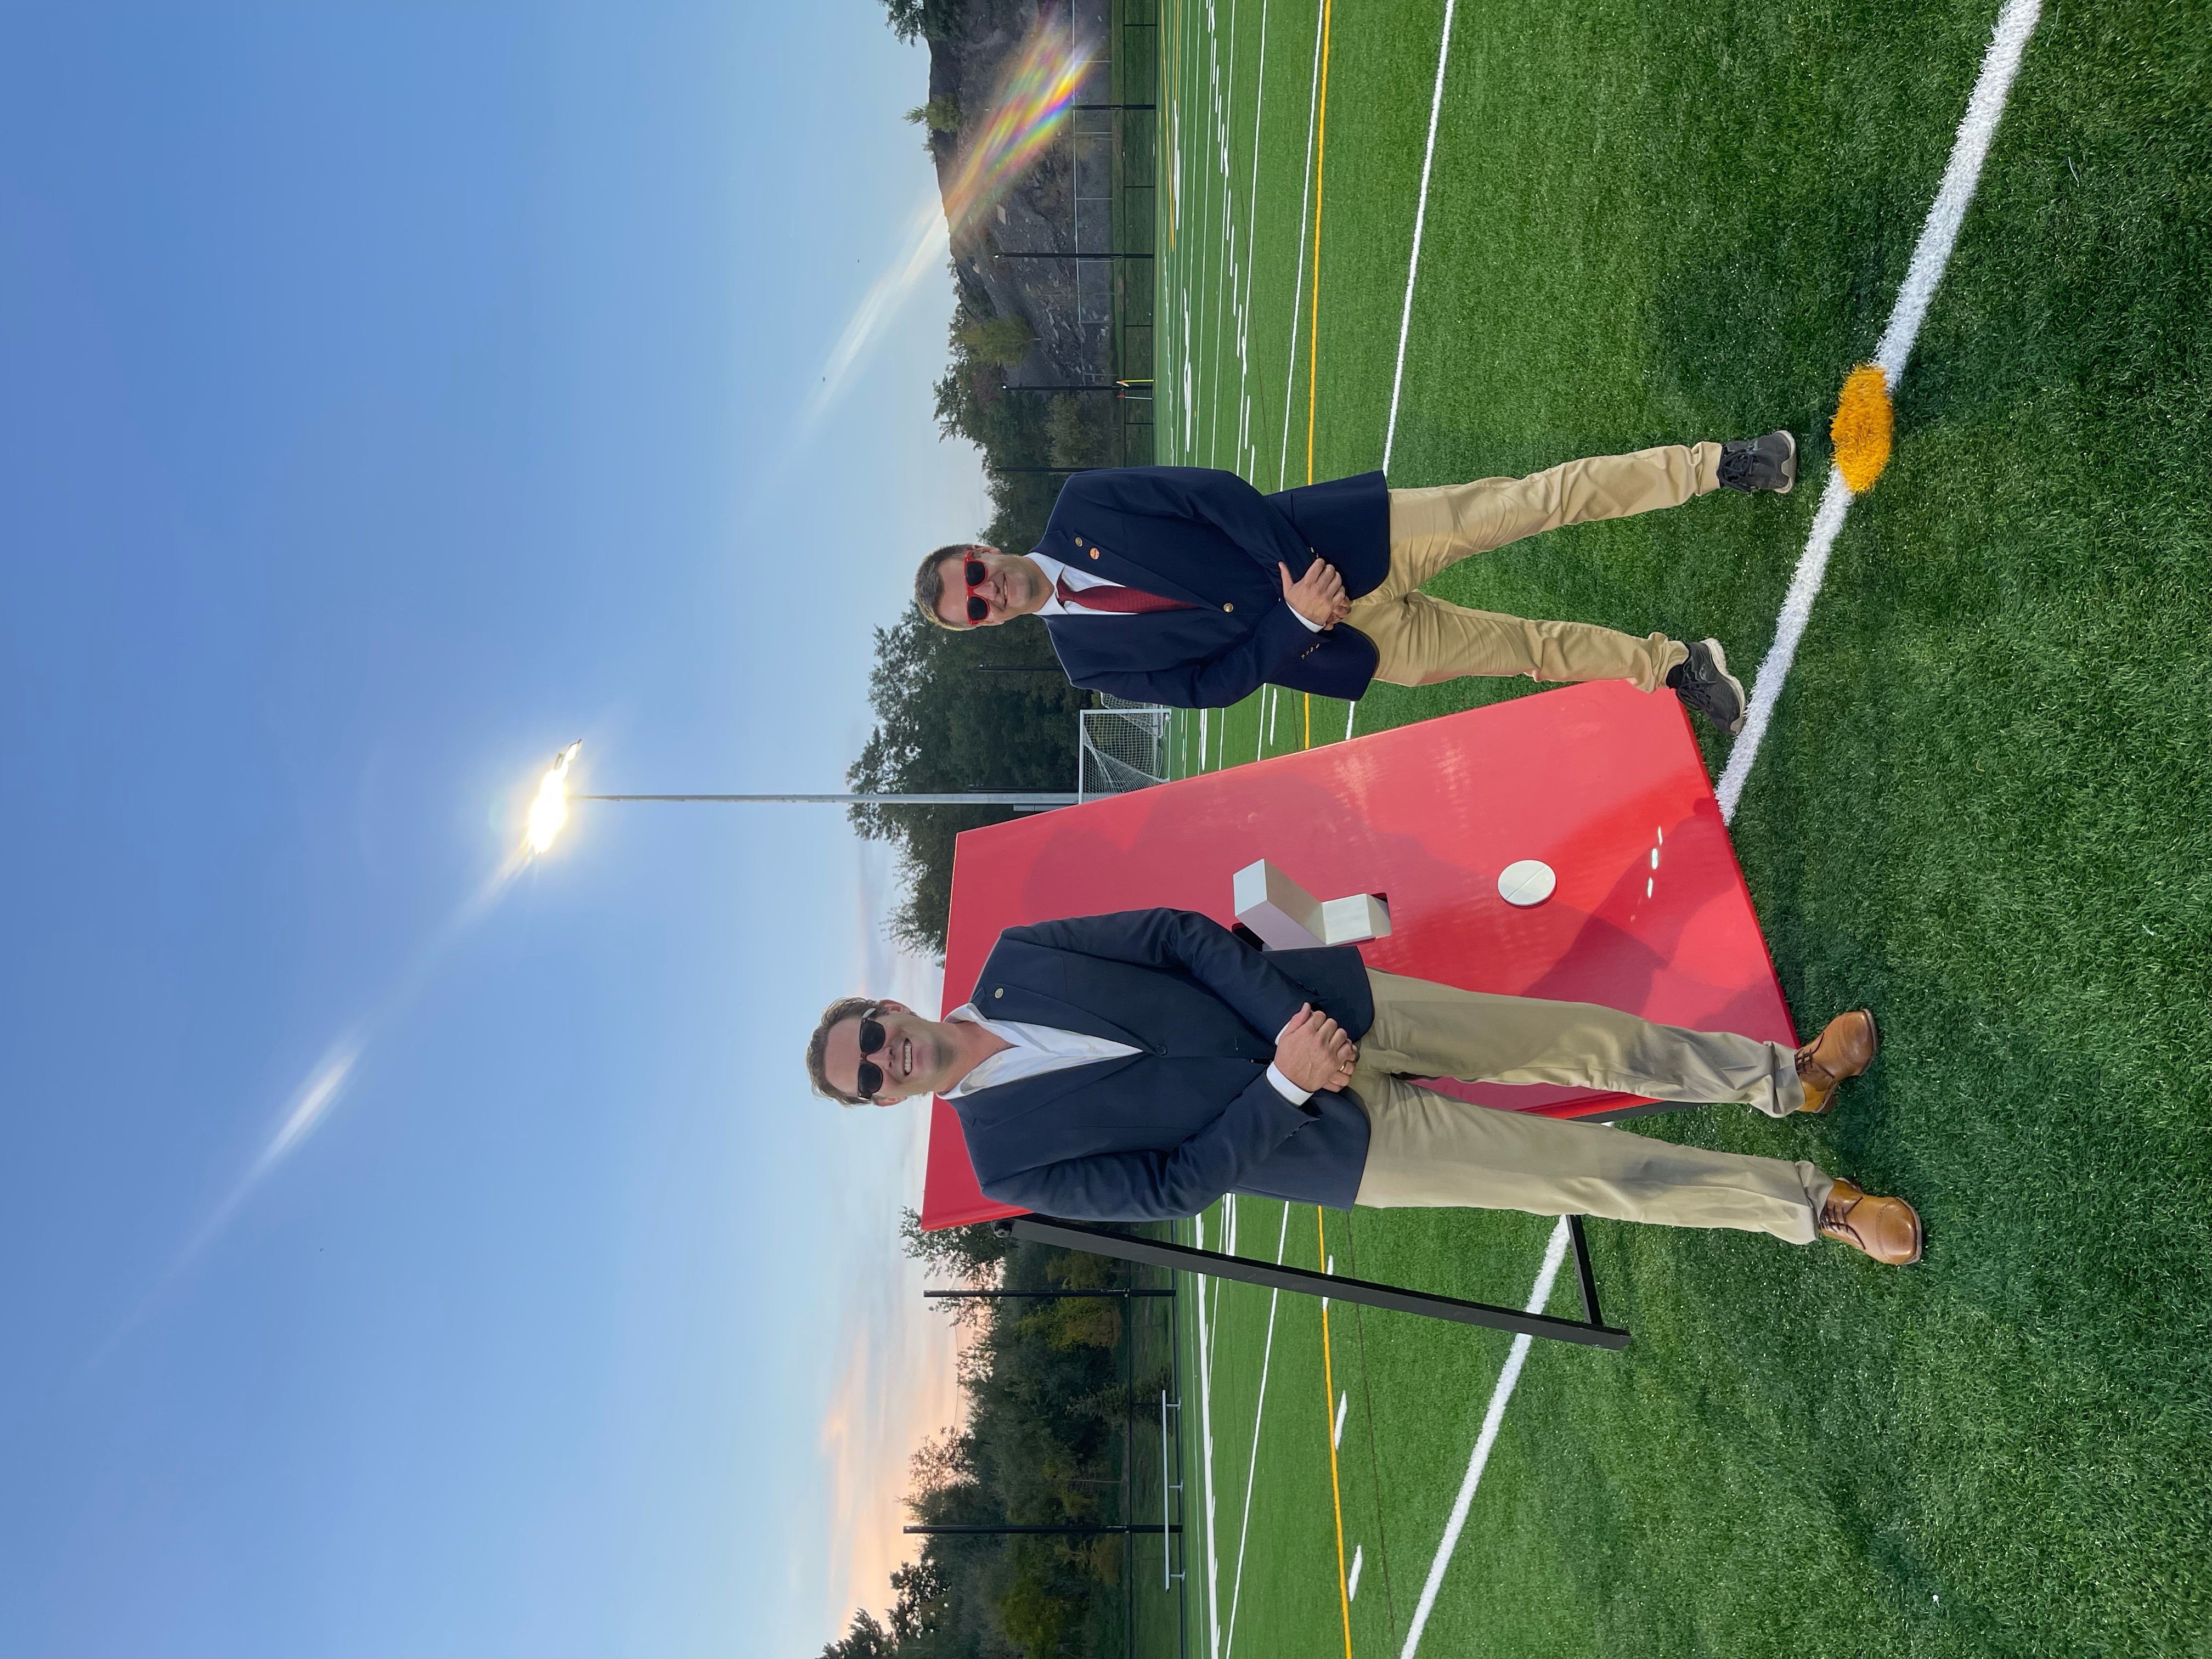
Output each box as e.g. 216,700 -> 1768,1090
911,435 -> 1800,728
805,908 -> 1925,1264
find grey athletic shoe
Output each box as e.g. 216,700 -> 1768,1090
1717,430 -> 1797,494
1670,639 -> 1748,735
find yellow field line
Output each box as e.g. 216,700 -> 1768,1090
1318,1208 -> 1355,1659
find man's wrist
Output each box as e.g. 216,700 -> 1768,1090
1265,1063 -> 1316,1107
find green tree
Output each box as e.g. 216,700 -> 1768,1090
1023,1296 -> 1123,1352
900,1208 -> 1014,1285
879,0 -> 967,44
957,311 -> 1038,369
815,1607 -> 896,1659
846,301 -> 1116,957
847,610 -> 1084,957
1044,394 -> 1109,467
996,1565 -> 1077,1659
904,93 -> 964,133
837,1229 -> 1165,1659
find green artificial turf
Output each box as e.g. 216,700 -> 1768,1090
1149,0 -> 2212,1654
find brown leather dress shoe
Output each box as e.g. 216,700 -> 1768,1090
1795,1008 -> 1879,1114
1818,1179 -> 1923,1265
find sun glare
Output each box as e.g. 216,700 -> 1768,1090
528,740 -> 582,854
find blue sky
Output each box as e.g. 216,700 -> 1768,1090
0,6 -> 984,1655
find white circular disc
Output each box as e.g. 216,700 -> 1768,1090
1497,859 -> 1557,907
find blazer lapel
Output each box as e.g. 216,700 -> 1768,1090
950,1049 -> 1146,1133
970,938 -> 1165,1050
1036,524 -> 1212,610
981,982 -> 1149,1052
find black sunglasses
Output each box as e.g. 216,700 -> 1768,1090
854,1006 -> 890,1099
963,558 -> 990,624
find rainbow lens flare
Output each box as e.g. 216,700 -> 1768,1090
940,26 -> 1092,244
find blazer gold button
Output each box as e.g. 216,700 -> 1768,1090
1222,602 -> 1234,612
1074,537 -> 1085,546
993,988 -> 1003,997
1090,549 -> 1101,560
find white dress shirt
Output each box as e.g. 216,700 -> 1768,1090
1028,550 -> 1123,618
1026,551 -> 1322,630
943,1005 -> 1313,1105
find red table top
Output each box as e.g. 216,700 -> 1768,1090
920,680 -> 1794,1229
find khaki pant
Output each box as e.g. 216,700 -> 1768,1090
1346,443 -> 1722,691
1348,969 -> 1832,1244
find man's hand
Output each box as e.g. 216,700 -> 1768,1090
1279,559 -> 1349,628
1273,1003 -> 1359,1093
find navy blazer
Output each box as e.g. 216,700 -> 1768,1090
1036,467 -> 1390,709
947,909 -> 1376,1222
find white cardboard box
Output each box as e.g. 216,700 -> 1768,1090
1232,860 -> 1391,949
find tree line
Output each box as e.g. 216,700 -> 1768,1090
846,287 -> 1118,958
831,9 -> 1158,1650
813,1218 -> 1174,1659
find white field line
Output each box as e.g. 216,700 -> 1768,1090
1221,1203 -> 1293,1659
1169,7 -> 1183,245
1195,0 -> 1217,460
1398,1218 -> 1573,1658
1716,0 -> 2042,822
1380,0 -> 1460,472
1207,1193 -> 1239,1356
1201,0 -> 1237,465
1192,1209 -> 1223,1659
1223,0 -> 1243,463
1194,0 -> 1248,473
1182,292 -> 1195,452
1235,0 -> 1272,475
1393,9 -> 2047,1656
1277,4 -> 1326,489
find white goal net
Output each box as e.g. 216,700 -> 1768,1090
1077,700 -> 1171,802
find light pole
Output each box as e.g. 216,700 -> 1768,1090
576,792 -> 1078,808
523,743 -> 1075,855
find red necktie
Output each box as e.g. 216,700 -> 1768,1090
1056,574 -> 1195,614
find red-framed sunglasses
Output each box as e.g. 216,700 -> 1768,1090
963,558 -> 991,624
854,1003 -> 890,1101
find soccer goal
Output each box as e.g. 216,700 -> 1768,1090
1077,699 -> 1171,802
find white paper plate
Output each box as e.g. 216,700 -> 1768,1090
1497,859 -> 1557,907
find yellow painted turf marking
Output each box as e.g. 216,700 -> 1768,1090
1831,363 -> 1895,492
1318,1209 -> 1355,1659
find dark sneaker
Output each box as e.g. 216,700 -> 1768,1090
1717,430 -> 1797,494
1670,638 -> 1747,735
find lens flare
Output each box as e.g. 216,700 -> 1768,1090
939,26 -> 1091,243
97,742 -> 591,1361
788,24 -> 1088,446
528,740 -> 582,854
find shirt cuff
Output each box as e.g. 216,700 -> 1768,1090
1265,1063 -> 1314,1107
1289,605 -> 1323,632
